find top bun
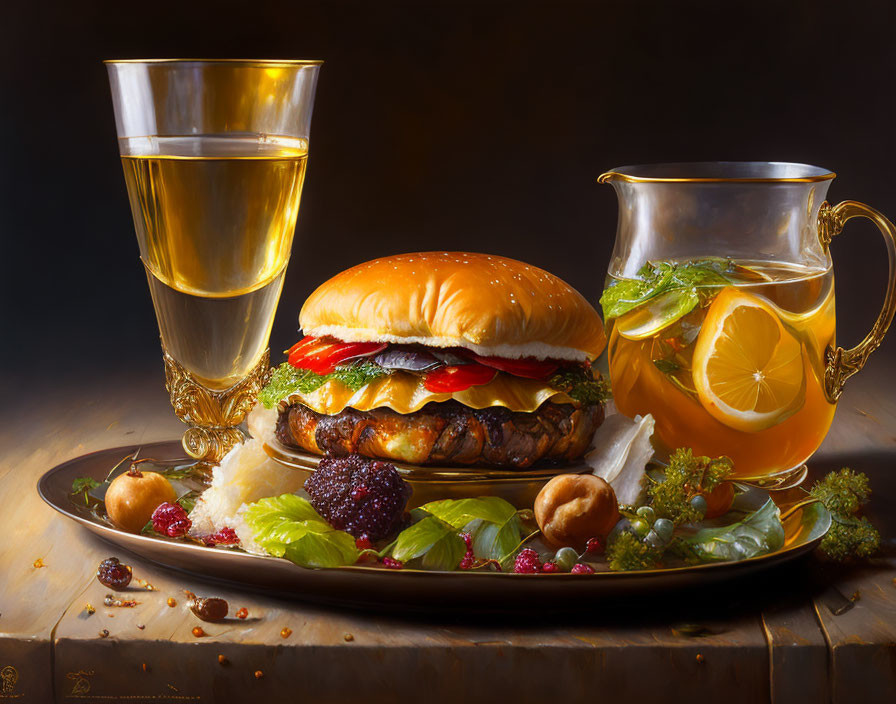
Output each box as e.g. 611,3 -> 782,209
299,252 -> 606,361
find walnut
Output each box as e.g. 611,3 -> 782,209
534,474 -> 620,550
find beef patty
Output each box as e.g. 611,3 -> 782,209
275,400 -> 604,468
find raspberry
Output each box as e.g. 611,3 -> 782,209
513,548 -> 542,573
460,532 -> 473,549
96,557 -> 132,590
571,563 -> 595,575
304,455 -> 411,540
585,537 -> 605,555
382,557 -> 404,570
541,561 -> 559,573
151,502 -> 192,538
203,527 -> 239,546
355,535 -> 372,550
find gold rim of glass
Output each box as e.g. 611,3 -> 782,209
103,58 -> 324,66
598,161 -> 836,184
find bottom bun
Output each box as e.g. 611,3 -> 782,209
275,400 -> 604,469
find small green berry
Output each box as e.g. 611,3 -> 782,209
653,518 -> 674,542
689,495 -> 708,515
553,547 -> 579,572
636,506 -> 656,523
631,519 -> 650,537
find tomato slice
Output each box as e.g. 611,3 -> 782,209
424,364 -> 498,392
286,336 -> 318,357
289,338 -> 387,375
469,354 -> 559,379
287,336 -> 325,367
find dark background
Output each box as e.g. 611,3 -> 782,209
3,0 -> 895,399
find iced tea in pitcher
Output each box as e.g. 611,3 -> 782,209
599,161 -> 896,483
603,257 -> 836,479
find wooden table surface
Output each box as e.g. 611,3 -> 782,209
1,358 -> 894,704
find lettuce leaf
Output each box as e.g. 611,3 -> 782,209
243,494 -> 360,568
258,361 -> 389,409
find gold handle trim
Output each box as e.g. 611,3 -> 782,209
818,200 -> 896,402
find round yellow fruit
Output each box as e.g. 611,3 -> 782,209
105,469 -> 177,533
692,287 -> 806,433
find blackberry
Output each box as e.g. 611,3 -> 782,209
96,557 -> 132,590
304,455 -> 411,540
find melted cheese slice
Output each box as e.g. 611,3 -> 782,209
284,371 -> 573,415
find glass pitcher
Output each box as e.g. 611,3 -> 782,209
599,162 -> 896,485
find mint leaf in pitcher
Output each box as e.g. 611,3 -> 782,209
600,257 -> 737,321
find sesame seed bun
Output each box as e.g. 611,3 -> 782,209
299,252 -> 606,361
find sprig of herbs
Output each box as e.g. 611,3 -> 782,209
600,258 -> 736,321
607,531 -> 660,571
71,477 -> 101,504
548,367 -> 612,405
648,448 -> 733,525
259,361 -> 390,409
810,468 -> 880,561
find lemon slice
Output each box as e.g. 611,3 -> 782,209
615,289 -> 699,340
692,287 -> 806,432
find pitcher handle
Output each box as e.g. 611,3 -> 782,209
818,200 -> 896,402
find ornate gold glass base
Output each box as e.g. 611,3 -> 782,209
163,349 -> 271,466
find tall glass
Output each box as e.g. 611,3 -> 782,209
106,59 -> 321,465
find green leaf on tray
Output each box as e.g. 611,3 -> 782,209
390,515 -> 466,570
413,497 -> 527,563
71,477 -> 101,503
600,258 -> 736,321
418,497 -> 517,528
244,494 -> 360,568
467,515 -> 525,562
679,498 -> 785,562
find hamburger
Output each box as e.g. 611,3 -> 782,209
257,252 -> 609,469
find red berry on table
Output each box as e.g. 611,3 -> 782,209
382,557 -> 404,570
96,557 -> 132,590
571,563 -> 595,575
541,562 -> 559,573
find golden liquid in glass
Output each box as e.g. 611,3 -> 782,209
120,135 -> 308,390
607,260 -> 836,478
